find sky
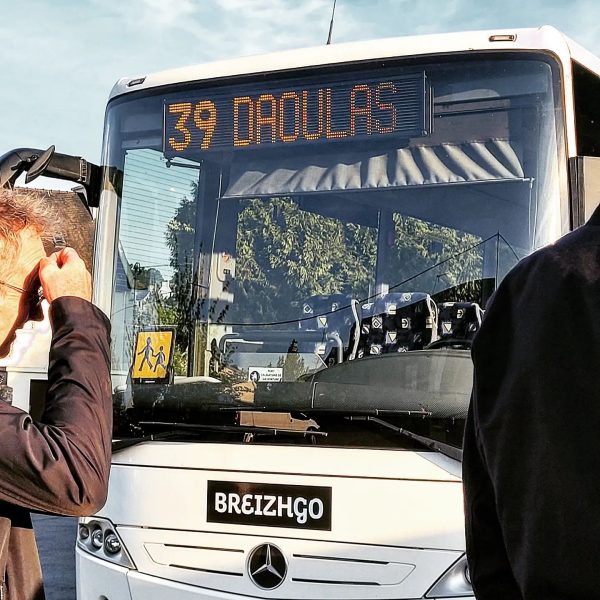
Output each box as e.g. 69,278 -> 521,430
1,0 -> 599,189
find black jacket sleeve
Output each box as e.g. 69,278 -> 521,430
0,297 -> 112,516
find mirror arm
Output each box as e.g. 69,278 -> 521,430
0,146 -> 101,208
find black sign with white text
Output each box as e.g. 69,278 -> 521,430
207,480 -> 332,531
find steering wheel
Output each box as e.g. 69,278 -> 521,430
426,338 -> 473,350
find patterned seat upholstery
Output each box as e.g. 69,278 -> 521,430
356,292 -> 438,358
430,301 -> 484,348
299,294 -> 357,365
299,294 -> 353,334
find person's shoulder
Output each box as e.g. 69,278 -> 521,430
505,223 -> 600,287
480,224 -> 600,324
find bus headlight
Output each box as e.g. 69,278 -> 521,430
78,524 -> 90,540
425,554 -> 473,598
91,527 -> 104,549
104,531 -> 122,554
77,517 -> 135,569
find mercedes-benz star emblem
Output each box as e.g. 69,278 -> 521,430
248,543 -> 287,589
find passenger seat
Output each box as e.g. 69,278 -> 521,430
428,301 -> 484,348
356,292 -> 438,357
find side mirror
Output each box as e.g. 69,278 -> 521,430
24,146 -> 55,183
569,156 -> 600,228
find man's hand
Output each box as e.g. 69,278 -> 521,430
39,248 -> 92,303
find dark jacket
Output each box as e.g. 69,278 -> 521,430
0,297 -> 112,600
463,207 -> 600,599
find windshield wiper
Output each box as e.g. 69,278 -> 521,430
112,420 -> 327,453
348,416 -> 462,462
231,406 -> 433,417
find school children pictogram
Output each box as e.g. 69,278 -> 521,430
132,328 -> 175,382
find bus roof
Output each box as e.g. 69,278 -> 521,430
109,25 -> 599,101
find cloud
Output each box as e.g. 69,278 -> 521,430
138,0 -> 197,25
210,0 -> 332,51
2,0 -> 600,166
331,0 -> 600,51
90,0 -> 342,59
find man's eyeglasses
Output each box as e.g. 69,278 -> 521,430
0,280 -> 45,320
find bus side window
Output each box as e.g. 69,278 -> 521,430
569,62 -> 600,227
573,61 -> 600,158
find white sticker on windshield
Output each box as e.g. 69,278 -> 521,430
248,367 -> 283,383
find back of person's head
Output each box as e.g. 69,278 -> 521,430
0,187 -> 49,280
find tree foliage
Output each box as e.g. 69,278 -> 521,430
387,213 -> 483,297
230,197 -> 377,324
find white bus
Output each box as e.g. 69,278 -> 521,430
4,24 -> 600,600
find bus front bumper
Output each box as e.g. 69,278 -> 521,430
78,544 -> 476,600
77,549 -> 474,600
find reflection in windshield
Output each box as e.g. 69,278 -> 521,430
106,56 -> 565,450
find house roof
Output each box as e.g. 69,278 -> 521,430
20,188 -> 95,270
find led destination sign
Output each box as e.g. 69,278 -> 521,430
164,72 -> 429,155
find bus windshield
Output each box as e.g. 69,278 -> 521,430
104,54 -> 565,450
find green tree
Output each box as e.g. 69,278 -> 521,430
231,196 -> 377,324
387,214 -> 483,296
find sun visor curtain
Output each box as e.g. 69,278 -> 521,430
223,139 -> 525,198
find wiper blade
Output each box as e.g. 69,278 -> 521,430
231,407 -> 432,417
139,420 -> 325,436
112,420 -> 327,453
348,416 -> 462,462
137,420 -> 324,440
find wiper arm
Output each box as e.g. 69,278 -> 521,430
112,430 -> 183,453
348,416 -> 462,462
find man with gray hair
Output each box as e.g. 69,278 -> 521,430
0,188 -> 111,600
